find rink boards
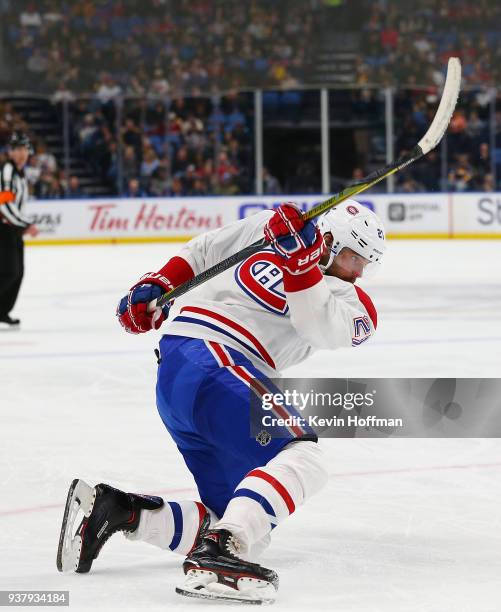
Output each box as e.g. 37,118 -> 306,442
24,192 -> 501,245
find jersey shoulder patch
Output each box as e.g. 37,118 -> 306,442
354,286 -> 377,329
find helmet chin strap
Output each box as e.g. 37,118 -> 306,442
319,247 -> 336,272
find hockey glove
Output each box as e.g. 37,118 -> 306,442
117,273 -> 173,334
264,202 -> 325,275
117,256 -> 194,334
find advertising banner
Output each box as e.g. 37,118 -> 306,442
372,194 -> 450,237
236,194 -> 450,237
23,193 -> 501,245
452,193 -> 501,237
24,197 -> 236,244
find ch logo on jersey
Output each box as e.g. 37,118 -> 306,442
235,251 -> 288,315
352,315 -> 371,346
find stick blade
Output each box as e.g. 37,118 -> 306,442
417,57 -> 461,155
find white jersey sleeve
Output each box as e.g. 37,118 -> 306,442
285,276 -> 377,349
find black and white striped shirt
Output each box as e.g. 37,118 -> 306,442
0,161 -> 30,229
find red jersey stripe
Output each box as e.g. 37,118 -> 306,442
354,286 -> 377,329
205,342 -> 306,438
246,469 -> 296,514
195,502 -> 206,529
180,306 -> 276,369
208,341 -> 233,366
231,365 -> 306,437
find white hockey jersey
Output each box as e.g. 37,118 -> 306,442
162,210 -> 377,375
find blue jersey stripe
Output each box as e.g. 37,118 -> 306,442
167,501 -> 183,550
173,315 -> 265,364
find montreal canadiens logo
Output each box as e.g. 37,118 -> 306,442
347,205 -> 359,215
235,251 -> 288,315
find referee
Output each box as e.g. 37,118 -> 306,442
0,131 -> 38,329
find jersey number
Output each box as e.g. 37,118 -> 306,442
352,315 -> 371,346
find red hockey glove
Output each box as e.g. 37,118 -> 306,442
264,202 -> 325,287
280,229 -> 325,292
117,256 -> 194,334
117,272 -> 174,334
280,228 -> 324,275
264,202 -> 309,257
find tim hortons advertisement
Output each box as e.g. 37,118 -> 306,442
452,193 -> 501,236
25,197 -> 235,243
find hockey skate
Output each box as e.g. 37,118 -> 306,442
56,479 -> 164,573
176,529 -> 279,604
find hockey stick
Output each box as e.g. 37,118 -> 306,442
155,57 -> 461,310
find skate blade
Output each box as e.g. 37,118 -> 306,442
56,479 -> 96,572
176,570 -> 276,605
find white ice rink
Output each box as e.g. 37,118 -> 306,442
1,240 -> 501,611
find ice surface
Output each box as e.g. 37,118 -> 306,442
1,240 -> 500,611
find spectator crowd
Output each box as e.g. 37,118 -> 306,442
357,0 -> 500,88
0,100 -> 85,198
353,0 -> 501,192
68,91 -> 256,197
4,0 -> 319,96
393,88 -> 499,192
1,0 -> 500,196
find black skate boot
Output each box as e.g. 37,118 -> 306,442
56,479 -> 163,573
176,529 -> 279,604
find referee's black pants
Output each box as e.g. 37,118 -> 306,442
0,226 -> 24,318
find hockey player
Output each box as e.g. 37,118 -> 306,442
57,200 -> 385,603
